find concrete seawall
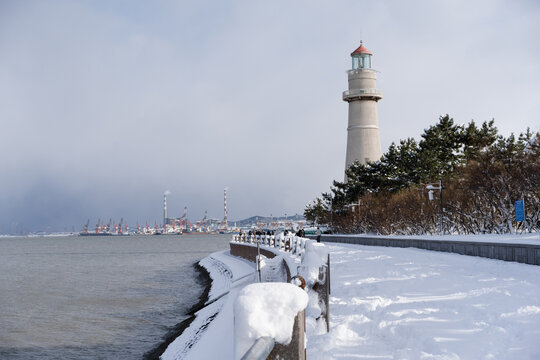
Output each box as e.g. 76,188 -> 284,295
309,235 -> 540,266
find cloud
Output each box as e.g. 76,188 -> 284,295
0,0 -> 539,232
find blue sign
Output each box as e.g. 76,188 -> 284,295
515,199 -> 525,222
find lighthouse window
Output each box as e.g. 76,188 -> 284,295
361,55 -> 371,69
352,55 -> 359,69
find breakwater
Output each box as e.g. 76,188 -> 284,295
310,234 -> 540,266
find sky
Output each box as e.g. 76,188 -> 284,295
1,0 -> 539,233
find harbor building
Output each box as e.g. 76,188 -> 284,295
343,41 -> 383,177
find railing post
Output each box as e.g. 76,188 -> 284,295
267,310 -> 306,360
257,239 -> 261,283
327,253 -> 331,295
325,255 -> 330,332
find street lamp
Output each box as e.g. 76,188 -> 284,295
329,198 -> 333,232
426,179 -> 443,235
345,199 -> 362,231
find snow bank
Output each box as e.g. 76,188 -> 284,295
299,241 -> 328,287
307,243 -> 540,359
234,283 -> 308,359
163,239 -> 540,359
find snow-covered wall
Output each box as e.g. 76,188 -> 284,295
312,234 -> 540,265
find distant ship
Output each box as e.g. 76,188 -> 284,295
79,232 -> 113,236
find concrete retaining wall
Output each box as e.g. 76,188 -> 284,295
309,235 -> 540,266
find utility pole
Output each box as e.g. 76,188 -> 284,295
223,188 -> 228,230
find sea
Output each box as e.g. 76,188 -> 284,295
0,234 -> 231,359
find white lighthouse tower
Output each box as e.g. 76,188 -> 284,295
343,41 -> 383,175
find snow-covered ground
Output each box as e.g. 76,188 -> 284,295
307,243 -> 540,359
162,238 -> 540,359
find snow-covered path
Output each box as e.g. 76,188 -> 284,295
307,244 -> 540,360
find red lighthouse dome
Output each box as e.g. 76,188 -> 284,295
350,42 -> 373,56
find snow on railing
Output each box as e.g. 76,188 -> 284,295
231,234 -> 330,359
231,233 -> 308,257
235,283 -> 308,360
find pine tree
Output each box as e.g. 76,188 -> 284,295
418,115 -> 464,181
462,119 -> 498,161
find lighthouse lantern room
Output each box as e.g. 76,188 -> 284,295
351,40 -> 373,70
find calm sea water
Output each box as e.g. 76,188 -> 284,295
0,234 -> 231,359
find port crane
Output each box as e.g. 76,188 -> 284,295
82,219 -> 90,234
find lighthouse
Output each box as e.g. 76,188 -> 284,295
343,41 -> 383,176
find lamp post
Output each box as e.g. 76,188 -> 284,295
345,199 -> 362,231
329,198 -> 333,232
426,179 -> 443,235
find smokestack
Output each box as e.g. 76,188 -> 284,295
184,206 -> 188,230
163,194 -> 167,227
224,187 -> 228,230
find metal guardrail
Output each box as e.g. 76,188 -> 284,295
231,237 -> 326,360
232,234 -> 308,257
241,337 -> 275,360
